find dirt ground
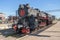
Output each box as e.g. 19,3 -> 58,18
0,20 -> 60,40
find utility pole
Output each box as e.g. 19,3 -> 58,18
16,10 -> 18,20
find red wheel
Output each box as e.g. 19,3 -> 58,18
26,28 -> 30,34
21,28 -> 30,34
13,24 -> 17,31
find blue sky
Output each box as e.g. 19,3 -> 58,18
0,0 -> 60,18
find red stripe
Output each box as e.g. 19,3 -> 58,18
20,10 -> 25,16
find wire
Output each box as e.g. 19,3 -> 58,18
45,9 -> 60,12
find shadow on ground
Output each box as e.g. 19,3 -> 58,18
0,28 -> 25,38
0,23 -> 57,38
28,34 -> 50,37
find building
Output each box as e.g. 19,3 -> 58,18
0,13 -> 5,23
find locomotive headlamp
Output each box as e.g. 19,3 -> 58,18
20,4 -> 24,9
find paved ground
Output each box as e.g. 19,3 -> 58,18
0,21 -> 60,40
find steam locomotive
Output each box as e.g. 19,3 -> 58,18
12,4 -> 55,34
